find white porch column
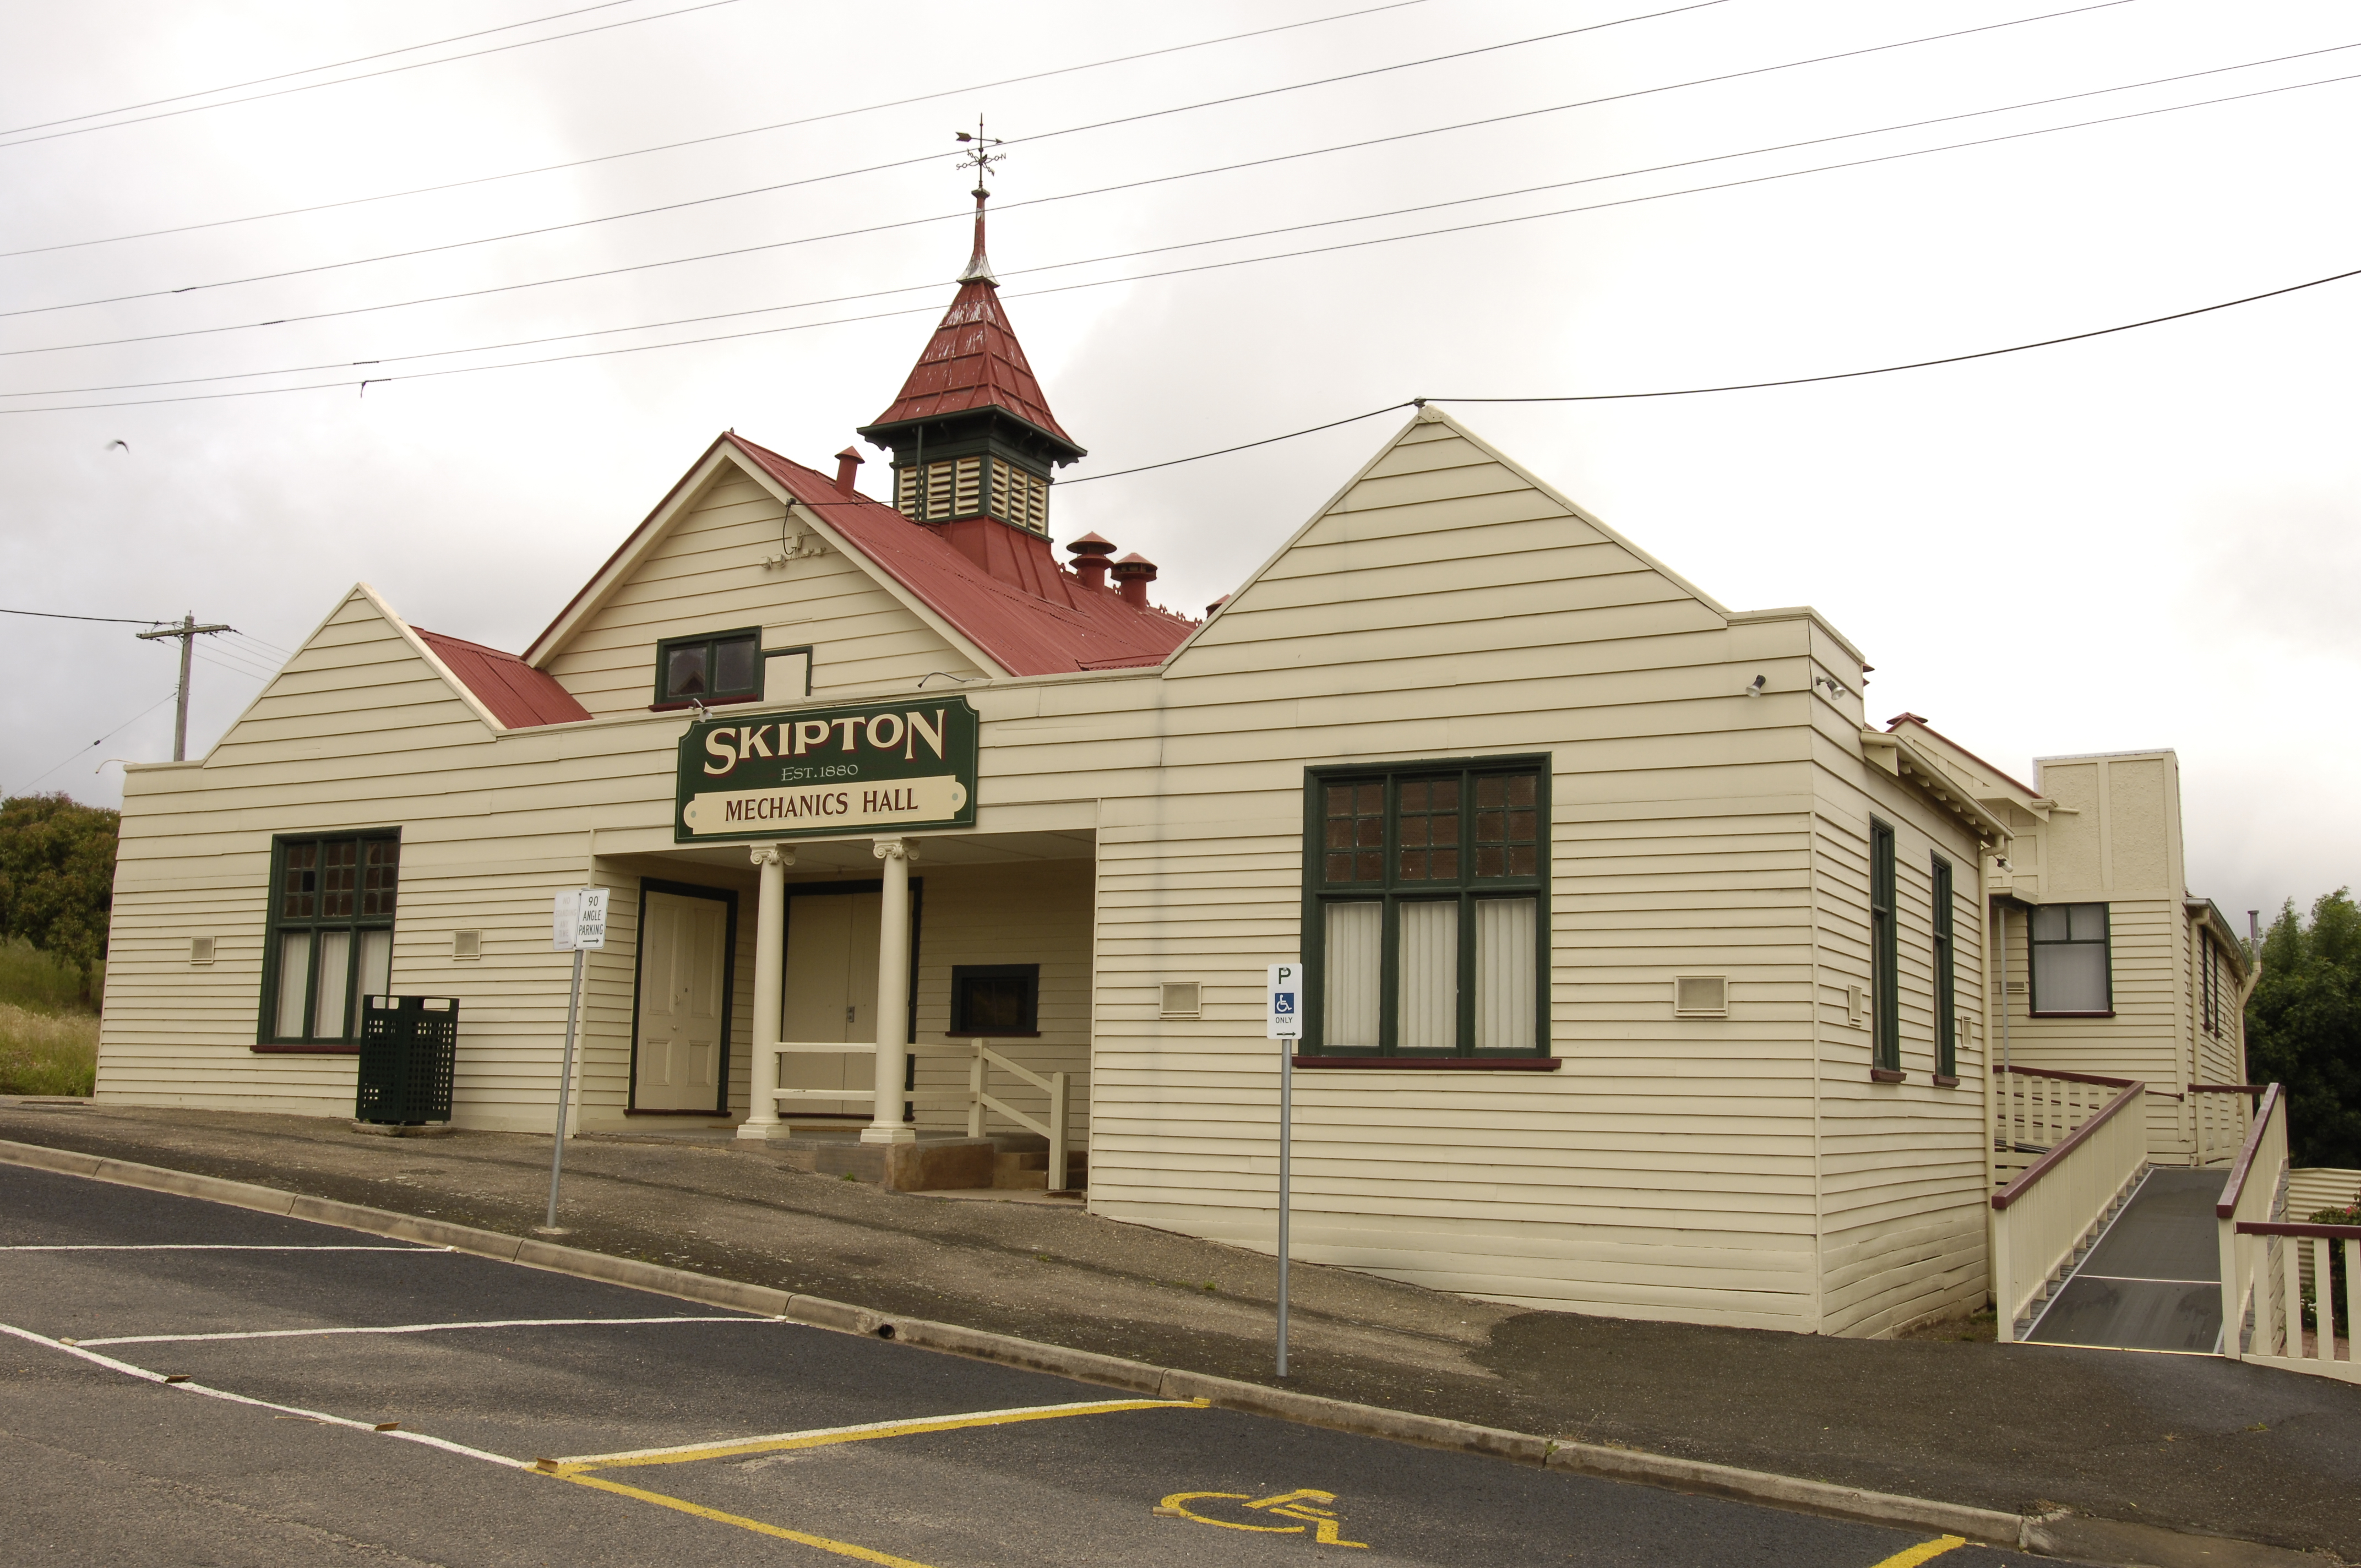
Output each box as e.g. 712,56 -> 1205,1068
736,842 -> 792,1141
862,836 -> 918,1145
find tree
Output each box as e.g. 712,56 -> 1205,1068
0,793 -> 120,1005
2245,890 -> 2361,1169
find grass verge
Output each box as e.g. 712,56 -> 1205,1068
0,939 -> 99,1096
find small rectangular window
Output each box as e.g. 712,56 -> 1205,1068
1869,819 -> 1899,1070
2200,937 -> 2221,1036
2031,902 -> 2111,1015
1932,856 -> 1956,1077
261,831 -> 399,1050
652,627 -> 762,706
1304,758 -> 1549,1057
950,964 -> 1038,1035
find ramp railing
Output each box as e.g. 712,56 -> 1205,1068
1994,1066 -> 2137,1189
2190,1084 -> 2262,1169
914,1039 -> 1070,1191
764,1040 -> 876,1106
2215,1087 -> 2359,1380
1992,1079 -> 2148,1341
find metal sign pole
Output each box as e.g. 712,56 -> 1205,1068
543,947 -> 585,1233
1277,1035 -> 1293,1378
539,888 -> 605,1235
1267,961 -> 1301,1379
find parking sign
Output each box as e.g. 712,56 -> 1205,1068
1266,962 -> 1302,1041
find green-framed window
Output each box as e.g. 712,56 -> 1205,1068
1302,756 -> 1549,1058
653,626 -> 760,707
2031,902 -> 2111,1016
2200,935 -> 2222,1036
258,831 -> 399,1051
1869,819 -> 1900,1071
1932,855 -> 1956,1077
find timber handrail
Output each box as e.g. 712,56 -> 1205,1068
2238,1219 -> 2361,1241
2216,1084 -> 2287,1219
1993,1065 -> 2136,1089
912,1039 -> 1072,1191
1992,1081 -> 2145,1211
764,1039 -> 879,1103
2192,1083 -> 2268,1095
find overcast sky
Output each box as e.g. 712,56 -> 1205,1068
3,0 -> 2354,924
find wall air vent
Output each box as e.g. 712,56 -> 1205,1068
1673,975 -> 1729,1018
189,936 -> 216,965
1159,981 -> 1202,1020
453,930 -> 482,960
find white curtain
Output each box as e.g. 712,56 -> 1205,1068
1396,900 -> 1458,1050
275,932 -> 311,1038
358,929 -> 394,1008
313,930 -> 351,1039
1323,902 -> 1381,1049
1476,897 -> 1537,1051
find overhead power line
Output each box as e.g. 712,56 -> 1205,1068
0,0 -> 2189,366
0,605 -> 170,624
0,0 -> 1436,259
6,689 -> 179,796
29,0 -> 2131,325
0,0 -> 748,150
1078,264 -> 2361,482
6,60 -> 2353,410
0,0 -> 649,139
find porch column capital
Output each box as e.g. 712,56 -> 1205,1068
748,842 -> 795,868
872,836 -> 919,864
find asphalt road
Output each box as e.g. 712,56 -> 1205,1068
2,1165 -> 2065,1568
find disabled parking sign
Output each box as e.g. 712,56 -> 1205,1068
1266,963 -> 1302,1042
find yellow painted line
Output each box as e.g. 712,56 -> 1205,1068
1865,1536 -> 1968,1568
559,1472 -> 939,1567
550,1396 -> 1207,1474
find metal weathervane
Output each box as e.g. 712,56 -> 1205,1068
953,115 -> 1004,188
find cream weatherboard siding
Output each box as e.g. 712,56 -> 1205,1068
1078,411 -> 1989,1332
101,411 -> 2014,1336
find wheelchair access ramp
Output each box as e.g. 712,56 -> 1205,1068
2022,1167 -> 2228,1353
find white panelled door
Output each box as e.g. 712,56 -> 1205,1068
633,890 -> 729,1111
780,891 -> 883,1106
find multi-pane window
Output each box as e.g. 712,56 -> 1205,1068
1304,759 -> 1548,1057
654,627 -> 760,706
260,832 -> 399,1049
2200,937 -> 2222,1036
2031,902 -> 2111,1015
1932,856 -> 1956,1077
1869,820 -> 1899,1071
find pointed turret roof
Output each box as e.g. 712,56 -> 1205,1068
861,190 -> 1080,454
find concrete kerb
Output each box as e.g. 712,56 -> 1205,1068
0,1136 -> 2198,1561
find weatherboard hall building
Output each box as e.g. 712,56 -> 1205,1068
96,216 -> 2253,1341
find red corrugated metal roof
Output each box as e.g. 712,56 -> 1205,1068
864,280 -> 1076,446
416,628 -> 593,728
725,435 -> 1193,676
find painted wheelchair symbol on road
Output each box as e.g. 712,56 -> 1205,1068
1157,1487 -> 1369,1548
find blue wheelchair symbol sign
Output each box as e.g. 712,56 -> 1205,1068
1274,994 -> 1297,1016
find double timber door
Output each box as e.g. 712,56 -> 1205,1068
779,884 -> 913,1112
631,885 -> 733,1113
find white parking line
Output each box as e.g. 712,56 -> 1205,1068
2,1244 -> 453,1252
0,1318 -> 525,1468
77,1314 -> 776,1347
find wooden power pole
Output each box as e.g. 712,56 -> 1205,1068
135,613 -> 233,762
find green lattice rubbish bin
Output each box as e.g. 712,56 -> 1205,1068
356,995 -> 459,1125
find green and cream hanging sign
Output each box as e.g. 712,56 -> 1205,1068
673,696 -> 978,842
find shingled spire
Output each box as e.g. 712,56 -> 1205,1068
858,122 -> 1084,572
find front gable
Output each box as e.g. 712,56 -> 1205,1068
531,444 -> 991,718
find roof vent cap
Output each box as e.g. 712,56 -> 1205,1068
1111,551 -> 1157,609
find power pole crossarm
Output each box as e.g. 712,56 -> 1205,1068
134,613 -> 234,762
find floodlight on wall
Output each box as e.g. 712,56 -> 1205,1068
1744,674 -> 1766,696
